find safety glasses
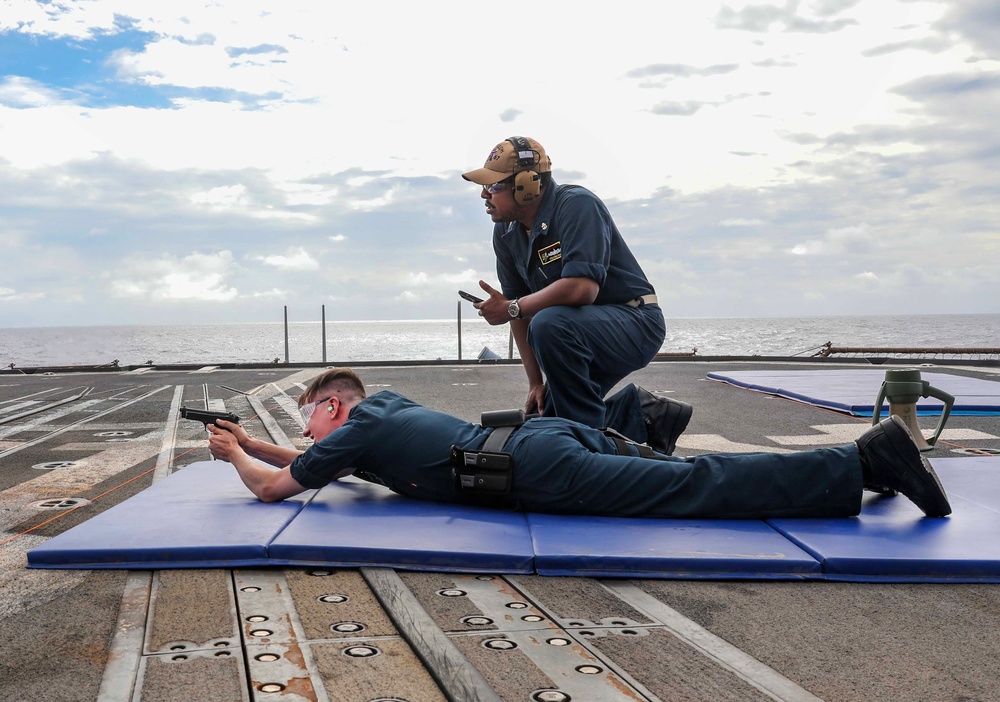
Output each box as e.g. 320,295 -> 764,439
300,396 -> 333,423
483,178 -> 513,194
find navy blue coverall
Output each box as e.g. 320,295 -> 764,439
290,392 -> 864,519
494,181 -> 666,440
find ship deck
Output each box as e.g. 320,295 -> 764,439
2,358 -> 999,701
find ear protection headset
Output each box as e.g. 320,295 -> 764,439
507,136 -> 542,205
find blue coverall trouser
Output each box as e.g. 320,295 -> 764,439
502,419 -> 864,519
527,303 -> 665,441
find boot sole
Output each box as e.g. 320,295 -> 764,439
882,418 -> 952,517
660,399 -> 693,454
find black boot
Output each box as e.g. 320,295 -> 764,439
637,386 -> 692,456
856,416 -> 952,517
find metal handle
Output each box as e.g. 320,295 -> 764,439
871,382 -> 888,425
921,383 -> 955,447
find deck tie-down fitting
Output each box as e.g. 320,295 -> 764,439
872,367 -> 955,451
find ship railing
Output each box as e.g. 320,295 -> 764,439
811,342 -> 1000,361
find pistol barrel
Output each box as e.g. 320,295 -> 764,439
179,407 -> 241,426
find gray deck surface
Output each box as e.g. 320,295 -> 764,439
1,358 -> 999,701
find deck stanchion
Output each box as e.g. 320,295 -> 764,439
457,301 -> 462,361
284,306 -> 289,363
321,304 -> 327,363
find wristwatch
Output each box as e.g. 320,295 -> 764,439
508,298 -> 523,319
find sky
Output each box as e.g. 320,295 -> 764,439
1,0 -> 998,328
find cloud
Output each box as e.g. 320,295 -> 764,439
0,2 -> 997,327
861,36 -> 952,58
191,184 -> 249,207
0,287 -> 45,302
751,57 -> 799,68
0,76 -> 66,108
109,250 -> 239,302
936,0 -> 1000,56
892,71 -> 1000,100
787,224 -> 873,256
626,63 -> 739,85
256,247 -> 320,271
649,100 -> 711,116
225,43 -> 289,58
716,1 -> 859,33
252,288 -> 287,298
402,268 -> 479,287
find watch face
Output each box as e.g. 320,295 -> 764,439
508,300 -> 520,318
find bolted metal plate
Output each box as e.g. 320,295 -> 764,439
134,647 -> 250,702
32,497 -> 91,510
233,570 -> 299,645
285,567 -> 399,641
233,570 -> 330,700
244,643 -> 324,701
32,460 -> 85,470
309,639 -> 446,702
404,572 -> 555,634
452,630 -> 646,702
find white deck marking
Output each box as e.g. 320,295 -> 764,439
154,385 -> 185,482
96,571 -> 153,702
677,435 -> 795,454
602,581 -> 826,702
768,424 -> 999,446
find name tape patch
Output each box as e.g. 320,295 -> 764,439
538,242 -> 562,266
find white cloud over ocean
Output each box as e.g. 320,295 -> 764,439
0,0 -> 997,328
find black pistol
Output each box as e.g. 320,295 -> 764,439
179,407 -> 241,429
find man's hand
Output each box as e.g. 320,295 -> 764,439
208,423 -> 245,463
215,418 -> 251,447
476,280 -> 512,325
525,382 -> 546,415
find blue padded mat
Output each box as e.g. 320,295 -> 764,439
26,457 -> 1000,582
27,462 -> 314,569
707,368 -> 1000,416
267,477 -> 535,573
527,514 -> 822,579
769,457 -> 1000,582
768,458 -> 1000,582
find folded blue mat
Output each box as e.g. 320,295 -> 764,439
769,458 -> 1000,582
26,462 -> 314,569
268,477 -> 535,573
527,514 -> 821,579
26,457 -> 1000,582
708,369 -> 1000,416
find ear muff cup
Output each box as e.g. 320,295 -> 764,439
513,169 -> 540,204
506,136 -> 543,205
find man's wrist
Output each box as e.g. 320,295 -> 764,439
508,298 -> 523,319
242,436 -> 263,457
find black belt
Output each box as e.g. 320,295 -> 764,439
626,294 -> 658,307
448,424 -> 518,474
450,410 -> 533,496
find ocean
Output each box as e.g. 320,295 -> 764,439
2,313 -> 999,368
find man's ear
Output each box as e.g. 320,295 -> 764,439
326,396 -> 340,415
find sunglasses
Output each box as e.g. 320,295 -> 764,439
483,178 -> 514,194
300,396 -> 333,423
